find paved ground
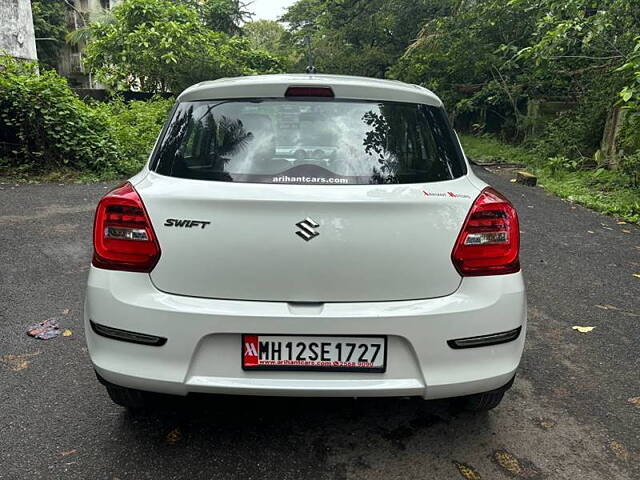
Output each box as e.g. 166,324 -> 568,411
1,168 -> 638,480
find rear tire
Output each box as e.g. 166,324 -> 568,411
462,390 -> 505,412
104,383 -> 148,410
458,374 -> 515,412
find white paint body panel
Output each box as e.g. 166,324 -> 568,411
85,268 -> 526,398
178,74 -> 443,107
85,74 -> 525,399
140,172 -> 478,302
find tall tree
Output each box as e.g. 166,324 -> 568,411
389,0 -> 544,138
243,19 -> 296,68
282,0 -> 453,78
198,0 -> 252,35
84,0 -> 283,93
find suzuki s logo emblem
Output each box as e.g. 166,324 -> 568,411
295,217 -> 320,241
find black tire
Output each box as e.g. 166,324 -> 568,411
105,383 -> 148,410
461,389 -> 506,412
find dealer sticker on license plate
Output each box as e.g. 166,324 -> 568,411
242,335 -> 387,372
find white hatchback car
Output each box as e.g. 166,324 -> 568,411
85,74 -> 525,411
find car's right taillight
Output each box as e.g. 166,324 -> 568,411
92,182 -> 160,272
451,187 -> 520,276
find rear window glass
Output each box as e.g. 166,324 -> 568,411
152,100 -> 466,184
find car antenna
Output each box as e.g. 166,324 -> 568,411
304,36 -> 317,74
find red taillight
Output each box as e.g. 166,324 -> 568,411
92,182 -> 160,272
285,86 -> 334,97
452,187 -> 520,276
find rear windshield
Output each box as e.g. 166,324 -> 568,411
152,100 -> 466,185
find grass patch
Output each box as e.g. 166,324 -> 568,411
460,134 -> 640,223
0,165 -> 123,184
459,134 -> 538,166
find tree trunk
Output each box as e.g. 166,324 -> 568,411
601,106 -> 626,170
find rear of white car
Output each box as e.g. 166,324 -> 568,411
85,74 -> 526,411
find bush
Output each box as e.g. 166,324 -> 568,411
0,56 -> 173,178
532,100 -> 609,162
96,98 -> 174,175
0,56 -> 120,173
619,152 -> 640,188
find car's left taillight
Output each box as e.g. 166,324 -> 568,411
92,182 -> 161,272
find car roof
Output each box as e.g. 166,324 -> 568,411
177,74 -> 443,107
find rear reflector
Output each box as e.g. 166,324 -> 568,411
285,86 -> 334,97
92,182 -> 161,272
451,187 -> 520,276
90,320 -> 167,346
448,327 -> 522,349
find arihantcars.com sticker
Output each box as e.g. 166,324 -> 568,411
272,175 -> 351,184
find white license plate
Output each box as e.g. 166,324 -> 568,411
242,335 -> 387,372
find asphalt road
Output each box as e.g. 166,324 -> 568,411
1,168 -> 638,480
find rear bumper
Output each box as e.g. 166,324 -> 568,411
84,267 -> 526,399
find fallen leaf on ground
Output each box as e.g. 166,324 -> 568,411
633,273 -> 640,279
510,179 -> 517,183
454,461 -> 482,479
587,230 -> 594,234
26,318 -> 61,340
0,352 -> 41,372
165,428 -> 182,445
622,230 -> 631,234
493,450 -> 523,476
610,441 -> 630,461
572,326 -> 596,333
492,450 -> 541,479
617,221 -> 627,225
58,449 -> 77,457
61,309 -> 70,315
62,329 -> 73,337
627,397 -> 640,408
535,417 -> 556,429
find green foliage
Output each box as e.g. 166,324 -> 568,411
83,0 -> 284,93
96,97 -> 174,174
512,0 -> 640,128
389,0 -> 539,129
243,20 -> 285,52
31,0 -> 69,70
619,152 -> 640,188
460,134 -> 640,222
383,0 -> 638,188
619,111 -> 640,154
459,134 -> 539,166
545,156 -> 581,174
197,0 -> 251,35
532,97 -> 609,162
243,20 -> 296,68
0,56 -> 172,178
282,0 -> 451,78
0,56 -> 119,173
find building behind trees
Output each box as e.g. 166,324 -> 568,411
0,0 -> 38,61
